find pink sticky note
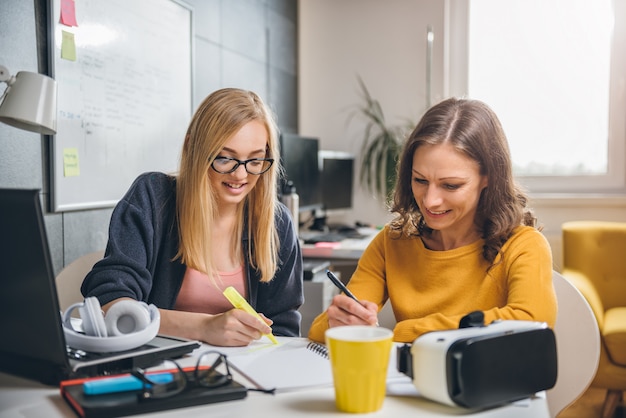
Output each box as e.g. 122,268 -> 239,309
314,242 -> 341,249
60,0 -> 78,27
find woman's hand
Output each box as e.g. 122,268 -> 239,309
157,307 -> 273,347
327,294 -> 378,328
199,309 -> 274,346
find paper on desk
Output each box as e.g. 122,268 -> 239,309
197,338 -> 409,393
225,338 -> 331,392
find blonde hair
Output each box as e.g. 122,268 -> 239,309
175,88 -> 280,283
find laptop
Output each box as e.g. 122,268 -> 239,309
0,188 -> 200,385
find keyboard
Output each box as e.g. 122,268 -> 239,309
301,231 -> 366,244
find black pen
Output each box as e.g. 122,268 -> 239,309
325,269 -> 379,326
325,269 -> 359,301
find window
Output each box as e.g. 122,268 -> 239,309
450,0 -> 626,194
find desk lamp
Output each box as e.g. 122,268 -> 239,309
0,65 -> 57,135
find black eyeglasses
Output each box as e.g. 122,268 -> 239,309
211,157 -> 274,175
132,350 -> 233,401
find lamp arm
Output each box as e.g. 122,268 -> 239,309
0,65 -> 15,103
0,65 -> 14,83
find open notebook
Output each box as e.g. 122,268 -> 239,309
0,189 -> 200,385
194,337 -> 409,393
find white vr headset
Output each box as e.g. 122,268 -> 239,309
62,297 -> 160,353
397,312 -> 557,409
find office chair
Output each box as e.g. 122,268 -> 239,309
55,250 -> 104,311
547,271 -> 601,417
377,300 -> 396,330
562,221 -> 626,418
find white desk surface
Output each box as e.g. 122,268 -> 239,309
0,338 -> 551,418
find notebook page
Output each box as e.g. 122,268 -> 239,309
225,338 -> 332,392
191,337 -> 410,393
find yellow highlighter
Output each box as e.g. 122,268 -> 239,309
223,286 -> 278,344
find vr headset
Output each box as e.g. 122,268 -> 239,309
397,311 -> 557,409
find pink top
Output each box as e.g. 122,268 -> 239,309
174,265 -> 246,314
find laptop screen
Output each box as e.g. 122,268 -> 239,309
0,189 -> 70,379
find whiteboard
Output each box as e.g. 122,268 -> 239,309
49,0 -> 192,211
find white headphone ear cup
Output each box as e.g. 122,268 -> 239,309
62,301 -> 83,331
79,297 -> 108,337
63,303 -> 160,353
105,300 -> 151,336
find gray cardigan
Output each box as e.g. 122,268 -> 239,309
81,172 -> 304,336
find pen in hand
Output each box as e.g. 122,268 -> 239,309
326,269 -> 358,302
325,269 -> 379,326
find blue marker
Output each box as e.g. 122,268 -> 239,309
83,372 -> 174,395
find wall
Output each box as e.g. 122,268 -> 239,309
298,0 -> 445,228
0,0 -> 298,275
298,0 -> 626,271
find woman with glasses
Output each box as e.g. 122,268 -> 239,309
81,88 -> 303,346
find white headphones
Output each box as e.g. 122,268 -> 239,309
62,297 -> 160,353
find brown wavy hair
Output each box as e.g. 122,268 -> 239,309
389,97 -> 537,263
176,88 -> 280,282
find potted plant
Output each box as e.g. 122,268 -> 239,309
349,77 -> 414,202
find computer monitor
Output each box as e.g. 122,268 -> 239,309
319,150 -> 354,211
279,133 -> 323,212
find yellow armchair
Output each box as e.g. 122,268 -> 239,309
562,221 -> 626,418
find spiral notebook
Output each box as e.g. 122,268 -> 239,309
224,339 -> 333,392
214,338 -> 407,393
305,341 -> 329,358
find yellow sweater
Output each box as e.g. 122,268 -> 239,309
308,225 -> 557,343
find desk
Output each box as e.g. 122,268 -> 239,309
301,228 -> 378,260
300,230 -> 378,328
0,373 -> 551,418
301,228 -> 378,284
0,338 -> 551,418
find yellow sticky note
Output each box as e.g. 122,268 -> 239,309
63,148 -> 80,177
61,30 -> 76,61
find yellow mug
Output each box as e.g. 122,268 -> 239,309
325,325 -> 394,413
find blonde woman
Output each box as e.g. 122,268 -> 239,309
82,88 -> 303,346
